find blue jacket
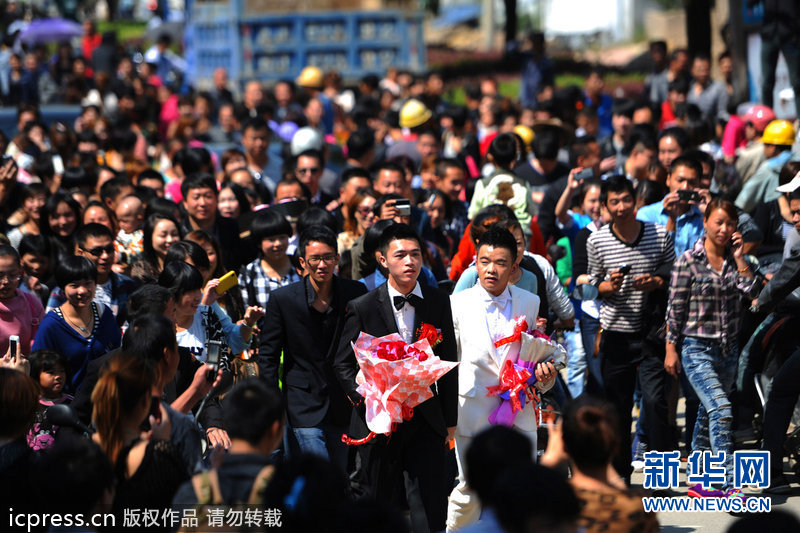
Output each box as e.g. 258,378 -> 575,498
32,303 -> 122,392
637,199 -> 705,257
46,272 -> 137,326
735,150 -> 796,214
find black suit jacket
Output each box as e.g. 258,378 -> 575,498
334,282 -> 458,439
258,276 -> 368,428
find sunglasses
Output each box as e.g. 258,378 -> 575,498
82,244 -> 115,257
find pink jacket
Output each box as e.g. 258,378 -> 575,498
721,115 -> 747,158
0,290 -> 44,355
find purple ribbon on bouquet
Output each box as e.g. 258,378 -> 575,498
486,360 -> 540,427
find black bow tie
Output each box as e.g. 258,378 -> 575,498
393,294 -> 422,311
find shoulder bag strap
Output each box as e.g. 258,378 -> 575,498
191,469 -> 225,505
247,465 -> 275,504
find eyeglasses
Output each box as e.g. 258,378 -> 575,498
0,270 -> 20,281
297,167 -> 321,175
305,254 -> 339,267
81,244 -> 115,257
357,206 -> 373,216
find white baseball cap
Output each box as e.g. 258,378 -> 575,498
144,47 -> 160,64
777,171 -> 800,193
291,127 -> 323,156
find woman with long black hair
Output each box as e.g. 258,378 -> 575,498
129,213 -> 181,283
38,193 -> 82,265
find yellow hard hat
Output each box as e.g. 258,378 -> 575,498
399,99 -> 432,129
296,66 -> 324,89
761,119 -> 796,146
513,125 -> 535,149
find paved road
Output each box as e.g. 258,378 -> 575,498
628,404 -> 800,531
630,464 -> 800,531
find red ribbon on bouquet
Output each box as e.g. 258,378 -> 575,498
341,404 -> 415,446
486,359 -> 536,413
493,317 -> 529,348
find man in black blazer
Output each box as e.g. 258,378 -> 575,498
179,172 -> 247,272
335,223 -> 458,533
259,226 -> 367,473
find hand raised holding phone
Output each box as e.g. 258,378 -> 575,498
215,271 -> 239,295
1,335 -> 28,375
201,279 -> 221,306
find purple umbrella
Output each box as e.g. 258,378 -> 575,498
19,18 -> 83,45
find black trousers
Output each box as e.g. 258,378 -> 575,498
640,336 -> 673,453
355,417 -> 447,533
601,330 -> 671,481
762,348 -> 800,474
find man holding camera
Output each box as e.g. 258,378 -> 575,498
636,156 -> 704,256
587,176 -> 675,482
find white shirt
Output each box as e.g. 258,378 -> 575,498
176,306 -> 209,362
480,285 -> 514,363
94,280 -> 116,315
387,281 -> 424,344
286,234 -> 299,257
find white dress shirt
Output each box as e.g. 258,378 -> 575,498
480,285 -> 514,363
387,281 -> 424,344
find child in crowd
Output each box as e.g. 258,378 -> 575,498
114,194 -> 145,267
26,350 -> 73,451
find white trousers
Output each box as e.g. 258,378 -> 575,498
445,430 -> 537,532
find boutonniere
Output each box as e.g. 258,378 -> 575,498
416,322 -> 443,348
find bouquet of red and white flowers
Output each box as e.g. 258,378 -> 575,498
487,317 -> 567,427
342,330 -> 458,445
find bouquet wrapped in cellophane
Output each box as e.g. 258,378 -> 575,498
342,331 -> 459,445
487,317 -> 567,426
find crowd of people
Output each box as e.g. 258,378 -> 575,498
2,11 -> 800,532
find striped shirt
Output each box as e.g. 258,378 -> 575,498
587,222 -> 675,333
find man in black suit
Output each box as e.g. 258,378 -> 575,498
335,223 -> 458,533
259,226 -> 367,473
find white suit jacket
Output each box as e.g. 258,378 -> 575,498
450,284 -> 547,438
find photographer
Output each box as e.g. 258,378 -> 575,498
637,156 -> 704,256
159,261 -> 263,450
634,156 -> 705,466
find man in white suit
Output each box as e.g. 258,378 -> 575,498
446,225 -> 558,531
